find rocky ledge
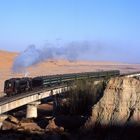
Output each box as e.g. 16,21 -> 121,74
85,76 -> 140,128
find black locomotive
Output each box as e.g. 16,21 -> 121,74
4,78 -> 32,96
4,70 -> 120,96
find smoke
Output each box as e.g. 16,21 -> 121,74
12,41 -> 101,73
12,40 -> 137,73
12,45 -> 42,73
41,41 -> 95,60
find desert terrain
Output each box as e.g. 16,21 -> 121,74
1,49 -> 140,93
1,50 -> 140,139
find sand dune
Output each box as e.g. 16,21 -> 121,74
0,50 -> 140,94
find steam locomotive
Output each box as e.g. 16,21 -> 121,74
4,70 -> 120,96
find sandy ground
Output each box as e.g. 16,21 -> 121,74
1,50 -> 140,94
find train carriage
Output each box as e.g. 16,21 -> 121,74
4,70 -> 120,96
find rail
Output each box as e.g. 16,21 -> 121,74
0,70 -> 140,114
0,85 -> 67,106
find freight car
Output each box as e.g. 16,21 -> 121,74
4,70 -> 120,96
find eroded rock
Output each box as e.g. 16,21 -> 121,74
2,120 -> 19,130
7,115 -> 19,124
85,76 -> 140,128
45,118 -> 64,133
19,122 -> 42,132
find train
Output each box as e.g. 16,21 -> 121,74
4,70 -> 120,96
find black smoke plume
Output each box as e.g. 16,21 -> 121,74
12,41 -> 100,73
12,40 -> 135,73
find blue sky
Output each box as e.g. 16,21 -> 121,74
0,0 -> 140,63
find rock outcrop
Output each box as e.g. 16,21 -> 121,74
85,76 -> 140,128
45,118 -> 64,132
6,115 -> 19,124
1,117 -> 43,133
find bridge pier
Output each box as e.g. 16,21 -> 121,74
26,101 -> 40,118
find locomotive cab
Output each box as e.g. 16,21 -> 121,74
4,78 -> 20,96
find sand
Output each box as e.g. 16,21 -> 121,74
0,50 -> 140,94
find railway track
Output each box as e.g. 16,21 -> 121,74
0,71 -> 140,107
0,85 -> 67,106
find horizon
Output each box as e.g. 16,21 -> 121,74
0,0 -> 140,63
0,48 -> 139,65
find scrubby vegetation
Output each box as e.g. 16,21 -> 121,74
58,79 -> 106,116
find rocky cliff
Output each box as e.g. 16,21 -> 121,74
85,76 -> 140,128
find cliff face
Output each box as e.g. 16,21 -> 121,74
85,77 -> 140,128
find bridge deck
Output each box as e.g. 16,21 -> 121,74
0,85 -> 68,114
1,71 -> 140,115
